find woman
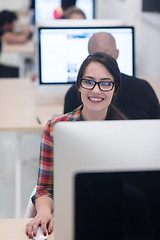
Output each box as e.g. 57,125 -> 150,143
0,10 -> 31,46
26,52 -> 127,238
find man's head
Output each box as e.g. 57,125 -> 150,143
0,10 -> 17,31
88,32 -> 119,60
63,6 -> 86,19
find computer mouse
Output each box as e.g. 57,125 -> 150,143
33,226 -> 48,240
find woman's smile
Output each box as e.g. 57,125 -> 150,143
88,96 -> 104,103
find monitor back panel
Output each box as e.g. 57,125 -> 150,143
54,120 -> 160,240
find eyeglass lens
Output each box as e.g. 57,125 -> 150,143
81,79 -> 114,91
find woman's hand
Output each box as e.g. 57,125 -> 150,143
26,213 -> 54,239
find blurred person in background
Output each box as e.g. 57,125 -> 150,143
54,0 -> 76,19
0,10 -> 32,47
63,6 -> 86,19
0,10 -> 33,78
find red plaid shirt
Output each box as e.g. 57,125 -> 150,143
32,106 -> 83,203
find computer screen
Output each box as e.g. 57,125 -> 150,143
38,24 -> 134,84
35,0 -> 95,23
142,0 -> 160,12
75,171 -> 160,239
54,120 -> 160,240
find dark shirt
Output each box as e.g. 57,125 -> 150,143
0,30 -> 3,36
64,73 -> 160,119
29,0 -> 35,9
0,30 -> 19,78
0,64 -> 19,78
0,29 -> 4,52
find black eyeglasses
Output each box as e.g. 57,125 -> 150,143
80,78 -> 115,92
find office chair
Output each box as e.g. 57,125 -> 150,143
0,64 -> 19,78
24,186 -> 37,218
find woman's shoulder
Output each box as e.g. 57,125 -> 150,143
47,105 -> 83,126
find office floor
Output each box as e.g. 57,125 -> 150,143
0,132 -> 41,218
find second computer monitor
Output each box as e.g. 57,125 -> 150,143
38,24 -> 135,84
35,0 -> 95,23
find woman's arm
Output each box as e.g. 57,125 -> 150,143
26,196 -> 54,239
26,120 -> 54,239
1,31 -> 29,44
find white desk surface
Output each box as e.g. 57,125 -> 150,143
2,40 -> 34,54
0,218 -> 54,240
0,79 -> 64,131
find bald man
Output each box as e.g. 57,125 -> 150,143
88,32 -> 119,59
64,32 -> 160,119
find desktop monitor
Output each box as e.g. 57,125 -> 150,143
142,0 -> 160,12
35,0 -> 95,23
54,120 -> 160,240
38,24 -> 134,84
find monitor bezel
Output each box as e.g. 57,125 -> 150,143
38,25 -> 135,85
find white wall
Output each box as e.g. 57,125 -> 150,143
0,0 -> 29,11
96,0 -> 160,78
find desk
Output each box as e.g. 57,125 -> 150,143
2,41 -> 34,55
0,79 -> 65,217
0,218 -> 54,240
2,41 -> 35,77
0,79 -> 64,130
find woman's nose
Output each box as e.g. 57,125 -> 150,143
91,84 -> 101,93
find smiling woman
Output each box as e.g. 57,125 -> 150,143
25,52 -> 127,239
77,52 -> 127,120
79,61 -> 117,120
